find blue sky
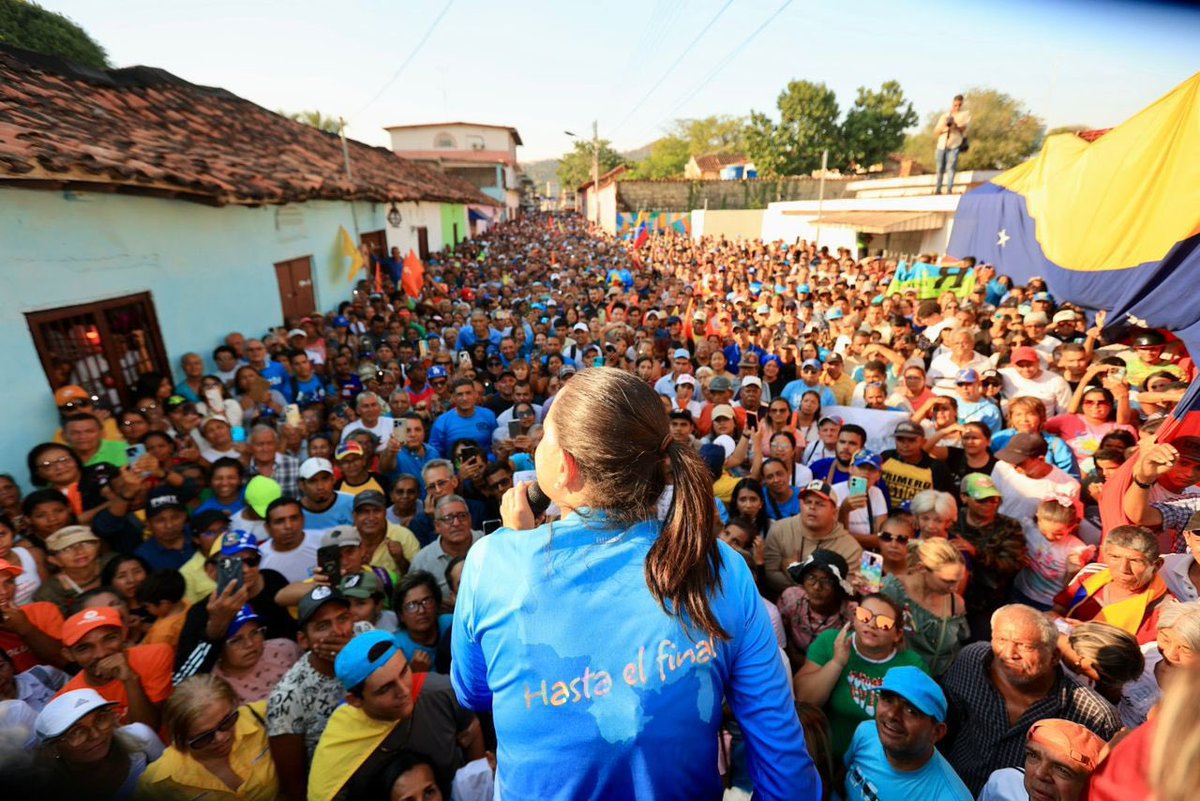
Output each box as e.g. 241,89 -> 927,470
45,0 -> 1200,161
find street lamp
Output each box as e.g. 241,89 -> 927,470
566,122 -> 600,225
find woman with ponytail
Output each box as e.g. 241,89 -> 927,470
451,368 -> 819,801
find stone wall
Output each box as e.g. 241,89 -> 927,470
615,177 -> 851,212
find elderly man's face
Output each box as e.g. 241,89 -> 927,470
991,615 -> 1054,687
1101,541 -> 1159,591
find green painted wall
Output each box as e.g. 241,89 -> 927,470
439,203 -> 468,250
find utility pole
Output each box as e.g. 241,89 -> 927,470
591,120 -> 600,227
814,148 -> 828,248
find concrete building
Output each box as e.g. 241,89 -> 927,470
385,122 -> 523,224
684,153 -> 750,180
0,45 -> 494,482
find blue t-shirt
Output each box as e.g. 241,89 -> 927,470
301,492 -> 355,533
844,720 -> 972,801
762,487 -> 800,520
194,493 -> 246,517
956,398 -> 1003,434
779,380 -> 837,411
430,407 -> 498,456
293,375 -> 329,407
135,537 -> 196,572
394,615 -> 453,663
258,361 -> 294,403
393,444 -> 441,496
452,512 -> 820,801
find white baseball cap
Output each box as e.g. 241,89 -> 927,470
36,689 -> 118,741
300,457 -> 335,479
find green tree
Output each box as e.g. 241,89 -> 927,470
556,139 -> 625,189
903,88 -> 1045,171
672,115 -> 747,155
746,80 -> 841,176
627,135 -> 690,179
840,80 -> 919,170
0,0 -> 108,68
280,109 -> 341,134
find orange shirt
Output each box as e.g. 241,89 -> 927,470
142,604 -> 191,651
57,643 -> 174,720
0,601 -> 64,672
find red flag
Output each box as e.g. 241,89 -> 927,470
633,225 -> 649,250
401,249 -> 424,298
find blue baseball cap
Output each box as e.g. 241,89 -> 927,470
955,368 -> 980,384
673,348 -> 691,361
797,284 -> 811,294
1033,291 -> 1053,301
801,358 -> 822,371
427,365 -> 447,380
227,605 -> 260,637
333,315 -> 350,328
825,308 -> 844,321
852,449 -> 882,470
219,529 -> 260,556
335,630 -> 400,691
880,666 -> 948,722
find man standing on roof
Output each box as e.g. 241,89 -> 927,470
934,94 -> 970,195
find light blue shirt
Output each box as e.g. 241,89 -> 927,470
844,720 -> 972,801
452,511 -> 820,801
780,379 -> 837,411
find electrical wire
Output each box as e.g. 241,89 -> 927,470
609,0 -> 737,136
353,0 -> 456,117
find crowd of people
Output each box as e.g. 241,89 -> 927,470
1,210 -> 1198,801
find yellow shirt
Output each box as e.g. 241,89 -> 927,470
368,523 -> 421,578
136,702 -> 279,801
180,550 -> 216,605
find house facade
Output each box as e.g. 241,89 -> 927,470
0,45 -> 494,482
385,122 -> 523,224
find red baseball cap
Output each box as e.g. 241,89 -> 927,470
62,607 -> 123,647
1010,346 -> 1040,365
0,558 -> 24,577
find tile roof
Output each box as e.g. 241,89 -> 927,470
0,45 -> 496,207
691,152 -> 747,172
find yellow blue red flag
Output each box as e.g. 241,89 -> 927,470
948,72 -> 1200,349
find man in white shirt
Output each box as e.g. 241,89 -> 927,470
992,433 -> 1080,522
934,94 -> 970,194
928,328 -> 992,395
999,346 -> 1072,418
1022,312 -> 1063,360
340,391 -> 394,443
259,497 -> 322,583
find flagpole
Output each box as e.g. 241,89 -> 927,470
339,116 -> 365,285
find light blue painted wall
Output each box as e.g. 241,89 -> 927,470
0,187 -> 392,486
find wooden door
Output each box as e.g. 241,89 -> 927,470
360,229 -> 387,262
416,227 -> 430,261
274,256 -> 315,325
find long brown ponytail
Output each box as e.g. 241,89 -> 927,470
551,368 -> 728,641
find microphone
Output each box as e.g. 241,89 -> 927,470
526,481 -> 551,517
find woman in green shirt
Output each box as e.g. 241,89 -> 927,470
794,593 -> 928,757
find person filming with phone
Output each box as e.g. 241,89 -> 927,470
934,94 -> 970,195
451,367 -> 819,800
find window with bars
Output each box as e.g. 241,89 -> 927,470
25,292 -> 169,413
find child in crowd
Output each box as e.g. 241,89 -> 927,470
1012,496 -> 1092,610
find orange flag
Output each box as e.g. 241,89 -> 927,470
401,249 -> 424,298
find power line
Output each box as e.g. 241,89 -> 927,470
661,0 -> 794,124
609,0 -> 736,137
353,0 -> 456,117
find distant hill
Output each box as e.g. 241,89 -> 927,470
522,142 -> 656,193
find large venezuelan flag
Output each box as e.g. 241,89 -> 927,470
948,72 -> 1200,350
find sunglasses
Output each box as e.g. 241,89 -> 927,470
878,532 -> 911,545
854,606 -> 896,631
58,400 -> 92,411
187,709 -> 239,749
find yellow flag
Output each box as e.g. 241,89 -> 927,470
339,226 -> 363,283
